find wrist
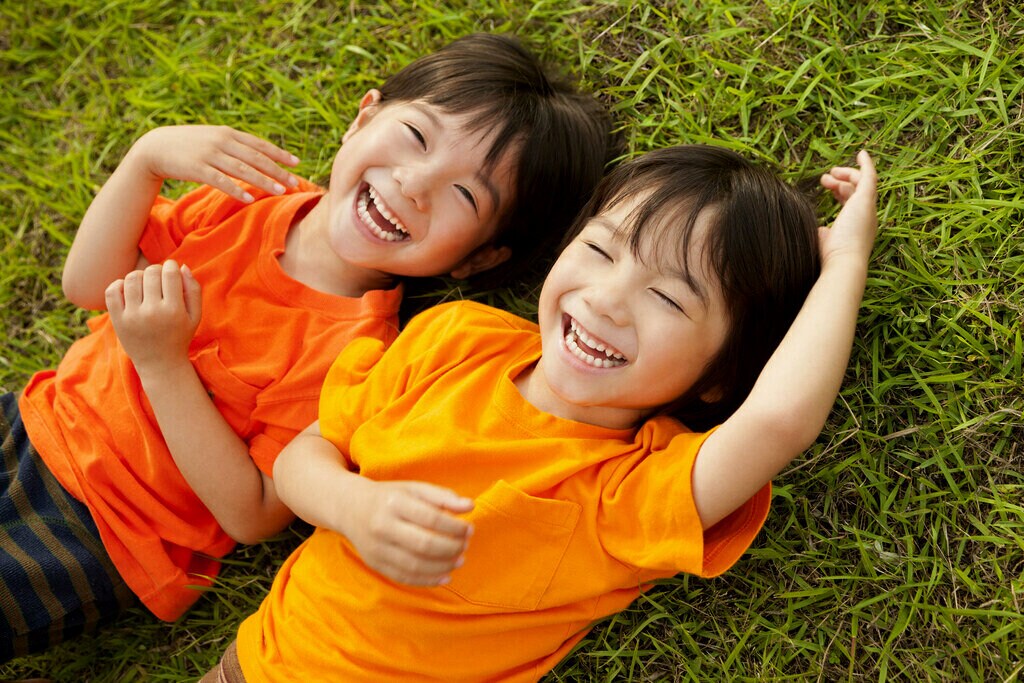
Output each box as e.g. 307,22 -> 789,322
820,251 -> 869,280
133,353 -> 195,389
124,132 -> 165,184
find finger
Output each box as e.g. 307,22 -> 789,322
143,263 -> 165,302
388,518 -> 467,562
122,270 -> 144,307
393,497 -> 472,544
376,545 -> 461,586
825,166 -> 861,185
855,150 -> 878,191
160,260 -> 185,308
181,264 -> 203,324
406,482 -> 474,515
193,166 -> 256,203
104,279 -> 126,319
231,129 -> 301,168
206,154 -> 288,197
215,145 -> 299,194
224,139 -> 302,190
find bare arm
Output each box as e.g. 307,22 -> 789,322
64,125 -> 300,309
693,151 -> 878,528
274,422 -> 474,586
106,261 -> 294,543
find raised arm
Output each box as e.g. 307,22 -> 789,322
692,151 -> 878,528
106,260 -> 295,543
63,125 -> 300,309
274,421 -> 474,586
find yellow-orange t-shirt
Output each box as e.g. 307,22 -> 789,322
18,181 -> 402,620
237,301 -> 770,682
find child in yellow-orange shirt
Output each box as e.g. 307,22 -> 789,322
0,34 -> 611,661
202,144 -> 878,681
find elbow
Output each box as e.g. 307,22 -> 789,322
763,410 -> 822,456
61,270 -> 103,310
224,525 -> 267,546
222,516 -> 290,546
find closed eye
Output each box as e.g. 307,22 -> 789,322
651,288 -> 687,315
404,123 -> 426,149
584,241 -> 612,260
456,185 -> 478,212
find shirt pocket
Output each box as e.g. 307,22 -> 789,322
443,480 -> 581,611
190,343 -> 261,437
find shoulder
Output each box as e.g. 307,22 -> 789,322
398,300 -> 536,362
151,179 -> 319,230
407,300 -> 534,335
634,415 -> 709,452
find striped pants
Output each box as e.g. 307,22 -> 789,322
0,392 -> 136,662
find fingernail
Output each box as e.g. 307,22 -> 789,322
454,556 -> 465,568
290,154 -> 300,164
242,192 -> 254,203
438,576 -> 451,586
273,183 -> 285,194
287,175 -> 299,187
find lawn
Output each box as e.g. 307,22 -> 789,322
1,1 -> 1021,680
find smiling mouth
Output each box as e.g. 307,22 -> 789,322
564,316 -> 627,368
357,184 -> 411,242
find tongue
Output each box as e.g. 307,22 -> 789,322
575,333 -> 605,358
368,197 -> 402,235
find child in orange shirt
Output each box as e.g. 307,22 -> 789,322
0,34 -> 611,661
202,145 -> 878,681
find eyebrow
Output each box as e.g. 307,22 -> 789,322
410,103 -> 502,214
590,216 -> 711,310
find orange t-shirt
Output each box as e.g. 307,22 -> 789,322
237,301 -> 770,682
18,181 -> 402,621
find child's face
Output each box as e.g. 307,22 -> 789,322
321,90 -> 515,280
525,196 -> 731,430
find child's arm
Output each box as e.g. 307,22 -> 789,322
63,125 -> 300,310
692,151 -> 878,529
105,260 -> 295,543
273,421 -> 474,586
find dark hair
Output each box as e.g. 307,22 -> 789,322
379,33 -> 613,285
562,145 -> 821,430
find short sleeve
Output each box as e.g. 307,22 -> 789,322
597,417 -> 771,579
138,185 -> 246,263
317,337 -> 390,463
317,302 -> 468,466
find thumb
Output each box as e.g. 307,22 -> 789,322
181,264 -> 203,324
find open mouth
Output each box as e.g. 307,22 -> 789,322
563,316 -> 627,368
357,184 -> 411,242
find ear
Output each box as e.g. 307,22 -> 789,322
698,385 -> 723,403
342,89 -> 383,143
449,245 -> 512,279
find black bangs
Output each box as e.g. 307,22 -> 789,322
378,33 -> 612,287
560,143 -> 821,430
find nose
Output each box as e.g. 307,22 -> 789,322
392,164 -> 432,211
581,269 -> 631,327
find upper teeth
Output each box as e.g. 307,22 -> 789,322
358,186 -> 409,241
566,318 -> 626,368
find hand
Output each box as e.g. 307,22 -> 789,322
130,125 -> 301,203
343,479 -> 474,586
105,260 -> 202,371
818,150 -> 878,266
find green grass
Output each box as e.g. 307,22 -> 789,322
2,0 -> 1022,680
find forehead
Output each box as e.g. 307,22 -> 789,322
395,100 -> 521,161
392,99 -> 519,208
589,194 -> 720,303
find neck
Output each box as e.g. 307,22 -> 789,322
280,201 -> 396,298
513,359 -> 643,431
